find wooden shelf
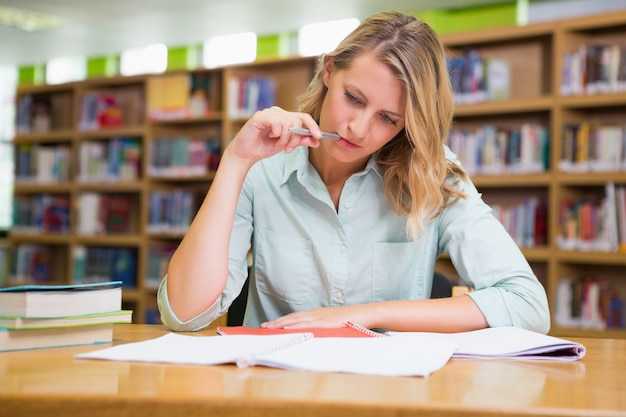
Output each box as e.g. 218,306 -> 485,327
13,183 -> 73,193
556,250 -> 626,266
75,181 -> 144,192
76,125 -> 146,138
471,173 -> 553,188
13,130 -> 75,142
74,234 -> 144,246
454,96 -> 554,116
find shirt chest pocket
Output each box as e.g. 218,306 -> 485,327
371,242 -> 426,300
254,229 -> 315,305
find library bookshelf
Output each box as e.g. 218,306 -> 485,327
9,57 -> 316,324
8,10 -> 626,337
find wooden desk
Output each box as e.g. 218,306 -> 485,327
1,324 -> 625,417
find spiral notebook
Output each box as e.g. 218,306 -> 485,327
216,321 -> 384,338
76,325 -> 586,377
76,326 -> 458,377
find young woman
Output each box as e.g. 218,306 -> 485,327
158,11 -> 550,334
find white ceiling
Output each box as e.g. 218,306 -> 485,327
0,0 -> 516,67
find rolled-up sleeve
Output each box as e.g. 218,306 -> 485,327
438,178 -> 551,334
157,275 -> 223,331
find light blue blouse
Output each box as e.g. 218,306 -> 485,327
158,146 -> 550,333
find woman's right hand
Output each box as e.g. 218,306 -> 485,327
227,106 -> 323,164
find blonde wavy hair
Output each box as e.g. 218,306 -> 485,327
298,11 -> 467,241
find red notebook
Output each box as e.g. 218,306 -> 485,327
216,321 -> 384,338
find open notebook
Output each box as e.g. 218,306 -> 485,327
76,325 -> 585,377
388,326 -> 586,361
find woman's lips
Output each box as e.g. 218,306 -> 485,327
338,137 -> 360,148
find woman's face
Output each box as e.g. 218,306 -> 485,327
318,52 -> 406,164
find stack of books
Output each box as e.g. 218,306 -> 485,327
0,281 -> 132,352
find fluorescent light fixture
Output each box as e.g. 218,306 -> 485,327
46,56 -> 86,85
120,44 -> 168,76
0,5 -> 61,32
203,32 -> 257,68
298,18 -> 360,57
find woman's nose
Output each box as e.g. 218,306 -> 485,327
347,111 -> 370,140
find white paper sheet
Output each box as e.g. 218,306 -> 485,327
76,332 -> 458,377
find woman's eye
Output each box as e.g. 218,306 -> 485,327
381,114 -> 398,126
344,91 -> 360,104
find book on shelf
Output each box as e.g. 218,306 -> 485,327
78,138 -> 141,183
14,143 -> 71,184
490,197 -> 547,249
147,73 -> 191,120
149,137 -> 220,178
446,49 -> 511,105
446,123 -> 548,176
75,325 -> 585,378
555,277 -> 625,330
12,194 -> 70,234
0,281 -> 122,318
227,75 -> 276,118
146,244 -> 177,289
11,243 -> 56,284
147,190 -> 196,234
557,182 -> 626,253
79,92 -> 124,130
561,42 -> 626,96
72,247 -> 137,288
76,193 -> 135,235
560,122 -> 625,173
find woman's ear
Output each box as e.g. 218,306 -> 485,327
322,56 -> 333,87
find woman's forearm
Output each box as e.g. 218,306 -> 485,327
367,296 -> 488,332
165,146 -> 254,321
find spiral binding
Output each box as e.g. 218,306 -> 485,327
344,321 -> 386,338
236,332 -> 314,368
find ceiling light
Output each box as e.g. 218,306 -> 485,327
0,5 -> 62,32
298,18 -> 360,57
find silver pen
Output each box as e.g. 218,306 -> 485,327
288,127 -> 341,141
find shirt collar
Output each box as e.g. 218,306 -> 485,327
281,147 -> 382,185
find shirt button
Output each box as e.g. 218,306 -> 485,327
344,202 -> 352,209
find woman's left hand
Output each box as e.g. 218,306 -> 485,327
261,305 -> 371,329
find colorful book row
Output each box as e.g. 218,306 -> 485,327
146,244 -> 177,290
14,143 -> 71,183
555,277 -> 625,330
491,197 -> 547,248
11,244 -> 58,284
78,92 -> 125,131
77,137 -> 141,182
72,246 -> 137,288
560,123 -> 626,173
147,190 -> 197,234
12,194 -> 70,234
227,75 -> 276,119
561,43 -> 626,96
149,137 -> 220,178
76,193 -> 136,235
447,123 -> 549,175
446,49 -> 511,104
557,182 -> 626,252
